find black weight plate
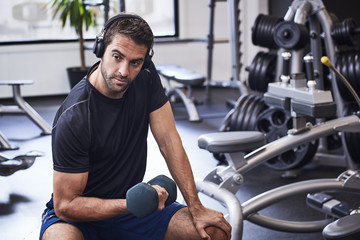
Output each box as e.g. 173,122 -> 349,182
343,52 -> 356,101
258,53 -> 270,92
251,14 -> 263,45
343,104 -> 360,163
341,52 -> 349,80
262,17 -> 276,48
345,18 -> 358,46
248,52 -> 263,91
275,139 -> 318,170
253,52 -> 266,92
229,94 -> 248,131
252,14 -> 281,49
242,95 -> 262,131
264,53 -> 277,92
235,95 -> 254,131
350,52 -> 360,95
338,52 -> 353,101
248,97 -> 269,131
255,108 -> 318,170
255,107 -> 290,139
252,14 -> 267,46
354,51 -> 360,93
347,52 -> 356,87
229,94 -> 252,131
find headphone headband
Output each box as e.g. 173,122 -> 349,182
92,13 -> 154,70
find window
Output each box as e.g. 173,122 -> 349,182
125,0 -> 178,38
0,0 -> 178,44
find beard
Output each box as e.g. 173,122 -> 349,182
100,63 -> 131,95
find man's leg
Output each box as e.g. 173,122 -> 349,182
164,207 -> 227,240
42,222 -> 84,240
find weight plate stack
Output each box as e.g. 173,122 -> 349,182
247,51 -> 277,93
331,18 -> 360,47
216,94 -> 268,163
220,96 -> 319,170
251,14 -> 283,49
343,103 -> 360,163
254,107 -> 319,170
335,51 -> 360,101
228,94 -> 269,131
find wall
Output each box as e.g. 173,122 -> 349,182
0,0 -> 267,98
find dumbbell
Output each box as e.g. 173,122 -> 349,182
126,175 -> 177,218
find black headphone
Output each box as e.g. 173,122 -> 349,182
92,13 -> 154,69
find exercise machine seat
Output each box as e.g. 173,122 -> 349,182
322,214 -> 360,240
156,65 -> 205,122
156,65 -> 205,86
198,131 -> 266,153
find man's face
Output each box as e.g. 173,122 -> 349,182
100,34 -> 148,98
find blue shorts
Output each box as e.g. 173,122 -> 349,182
39,197 -> 185,240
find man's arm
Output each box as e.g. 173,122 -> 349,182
149,101 -> 231,239
52,170 -> 130,222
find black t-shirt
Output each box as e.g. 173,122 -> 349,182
52,61 -> 168,199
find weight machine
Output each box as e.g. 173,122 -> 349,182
196,0 -> 360,239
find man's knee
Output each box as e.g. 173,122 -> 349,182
205,226 -> 228,240
42,222 -> 84,240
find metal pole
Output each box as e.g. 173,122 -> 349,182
119,0 -> 125,12
103,0 -> 109,21
205,0 -> 216,102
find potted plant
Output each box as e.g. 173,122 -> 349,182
48,0 -> 97,88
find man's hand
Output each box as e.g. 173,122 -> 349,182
190,204 -> 232,240
152,184 -> 169,211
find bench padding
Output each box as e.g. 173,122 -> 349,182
157,65 -> 205,86
198,131 -> 266,153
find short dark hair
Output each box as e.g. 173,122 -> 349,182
103,13 -> 154,53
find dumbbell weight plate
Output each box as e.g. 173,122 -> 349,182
126,182 -> 158,218
126,175 -> 177,218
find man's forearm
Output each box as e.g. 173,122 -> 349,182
159,138 -> 202,209
54,195 -> 129,222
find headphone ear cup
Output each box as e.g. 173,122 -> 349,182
142,55 -> 151,69
142,48 -> 154,70
93,36 -> 105,58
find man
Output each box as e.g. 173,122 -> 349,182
40,13 -> 231,240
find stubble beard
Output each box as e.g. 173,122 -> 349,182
101,63 -> 131,95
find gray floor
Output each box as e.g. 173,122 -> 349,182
0,87 -> 353,239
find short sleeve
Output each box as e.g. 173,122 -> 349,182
52,101 -> 91,173
146,62 -> 169,112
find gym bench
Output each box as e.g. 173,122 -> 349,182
156,65 -> 205,122
0,80 -> 51,150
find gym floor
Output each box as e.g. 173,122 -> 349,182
0,87 -> 350,239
